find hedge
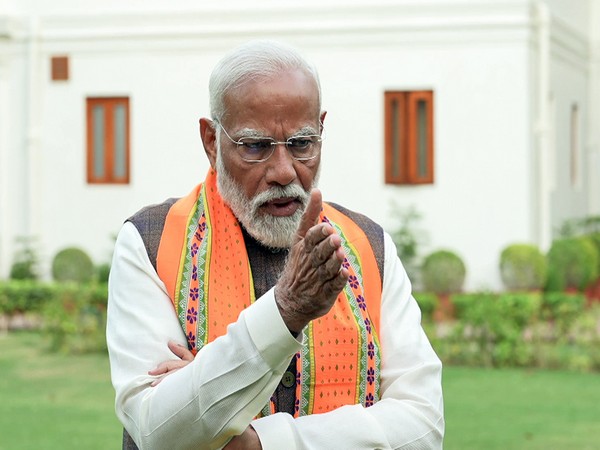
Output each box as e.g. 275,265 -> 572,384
432,291 -> 600,372
0,280 -> 107,353
2,280 -> 599,371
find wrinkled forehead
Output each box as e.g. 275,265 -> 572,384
222,69 -> 321,122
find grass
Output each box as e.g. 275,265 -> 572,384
2,331 -> 600,449
0,331 -> 120,450
443,366 -> 600,449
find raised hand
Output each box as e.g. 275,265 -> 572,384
274,189 -> 349,333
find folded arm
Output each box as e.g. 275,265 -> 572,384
107,222 -> 301,450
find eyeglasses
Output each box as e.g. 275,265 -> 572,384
214,121 -> 323,163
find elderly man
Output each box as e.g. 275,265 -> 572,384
107,40 -> 444,450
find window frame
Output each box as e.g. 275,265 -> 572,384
86,97 -> 130,184
384,90 -> 434,185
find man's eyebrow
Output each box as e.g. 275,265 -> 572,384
234,128 -> 265,139
234,126 -> 319,139
290,126 -> 319,137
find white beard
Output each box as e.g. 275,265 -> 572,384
215,149 -> 315,249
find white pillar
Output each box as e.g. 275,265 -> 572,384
533,1 -> 552,250
0,49 -> 8,278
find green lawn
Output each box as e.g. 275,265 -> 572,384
443,366 -> 600,450
1,331 -> 600,449
0,331 -> 121,450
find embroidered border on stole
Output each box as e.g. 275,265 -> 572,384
159,172 -> 382,414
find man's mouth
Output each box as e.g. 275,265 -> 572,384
260,197 -> 302,217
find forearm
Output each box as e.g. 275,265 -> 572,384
252,395 -> 443,450
119,307 -> 294,450
252,233 -> 444,449
251,341 -> 443,450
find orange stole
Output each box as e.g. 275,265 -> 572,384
156,169 -> 382,416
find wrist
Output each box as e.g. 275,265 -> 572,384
274,286 -> 306,334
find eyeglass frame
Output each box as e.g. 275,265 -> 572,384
213,119 -> 324,163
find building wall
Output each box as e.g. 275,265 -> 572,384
543,3 -> 592,236
1,0 -> 596,291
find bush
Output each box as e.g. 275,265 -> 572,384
9,237 -> 39,280
413,292 -> 439,322
42,282 -> 108,353
499,243 -> 547,291
541,291 -> 586,334
0,280 -> 54,315
587,232 -> 600,275
0,279 -> 108,353
421,250 -> 466,294
546,237 -> 599,292
447,292 -> 543,367
96,263 -> 111,283
52,247 -> 95,283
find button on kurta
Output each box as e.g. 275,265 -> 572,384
281,371 -> 295,388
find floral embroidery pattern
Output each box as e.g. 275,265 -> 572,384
357,295 -> 366,311
367,367 -> 375,385
368,342 -> 375,360
186,331 -> 195,348
187,307 -> 197,324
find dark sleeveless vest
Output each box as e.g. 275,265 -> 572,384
120,200 -> 385,450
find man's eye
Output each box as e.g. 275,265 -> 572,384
287,138 -> 313,149
239,139 -> 273,151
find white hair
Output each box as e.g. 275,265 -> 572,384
209,40 -> 322,121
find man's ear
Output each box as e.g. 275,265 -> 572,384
319,111 -> 327,131
199,118 -> 217,169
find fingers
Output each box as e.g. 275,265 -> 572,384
320,245 -> 346,280
294,189 -> 322,242
167,340 -> 194,361
148,359 -> 190,376
148,341 -> 194,387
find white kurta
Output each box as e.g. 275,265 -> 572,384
107,221 -> 444,449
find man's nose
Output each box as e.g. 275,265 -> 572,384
265,143 -> 296,186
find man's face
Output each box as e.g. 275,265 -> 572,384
212,68 -> 324,248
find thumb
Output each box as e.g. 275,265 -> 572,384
294,189 -> 322,243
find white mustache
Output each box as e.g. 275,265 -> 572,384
251,185 -> 309,214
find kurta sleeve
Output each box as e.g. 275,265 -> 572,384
107,222 -> 302,450
251,232 -> 445,449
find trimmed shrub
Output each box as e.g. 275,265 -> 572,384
52,247 -> 95,283
546,237 -> 599,292
96,263 -> 111,284
421,250 -> 466,294
499,243 -> 547,291
413,292 -> 439,322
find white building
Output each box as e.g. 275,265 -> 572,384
1,0 -> 598,290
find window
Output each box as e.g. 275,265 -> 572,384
51,56 -> 69,81
86,97 -> 130,184
384,91 -> 434,184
